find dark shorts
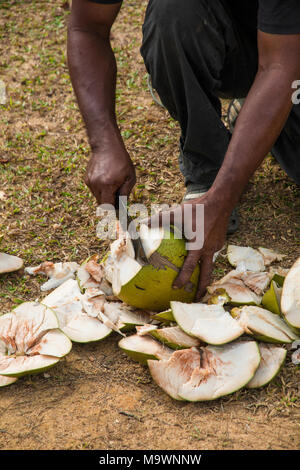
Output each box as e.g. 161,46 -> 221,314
141,0 -> 300,187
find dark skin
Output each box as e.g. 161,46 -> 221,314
68,1 -> 135,205
68,0 -> 300,298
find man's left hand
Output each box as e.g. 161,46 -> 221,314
147,191 -> 232,301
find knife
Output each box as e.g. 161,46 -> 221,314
115,192 -> 148,265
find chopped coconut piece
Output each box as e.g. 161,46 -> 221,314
0,302 -> 72,378
149,341 -> 261,401
136,324 -> 158,336
292,348 -> 300,365
81,288 -> 106,318
171,302 -> 244,345
148,348 -> 200,400
106,234 -> 142,296
227,246 -> 265,272
85,256 -> 104,282
43,279 -> 112,343
0,253 -> 23,274
268,266 -> 289,279
262,280 -> 282,315
179,342 -> 261,401
98,311 -> 124,336
150,326 -> 202,349
206,269 -> 270,305
232,306 -> 299,344
281,257 -> 300,329
247,344 -> 286,388
103,302 -> 151,331
151,310 -> 175,324
208,279 -> 262,306
119,334 -> 173,364
77,255 -> 113,296
25,261 -> 79,291
258,247 -> 286,266
240,271 -> 271,295
0,374 -> 18,387
139,224 -> 164,259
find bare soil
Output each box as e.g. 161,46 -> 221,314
0,0 -> 299,450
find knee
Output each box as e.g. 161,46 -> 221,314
144,0 -> 211,38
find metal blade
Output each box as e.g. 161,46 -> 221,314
115,194 -> 148,265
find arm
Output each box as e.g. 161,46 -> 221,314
150,32 -> 300,298
67,0 -> 136,204
211,31 -> 300,209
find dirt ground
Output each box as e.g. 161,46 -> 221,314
0,0 -> 300,450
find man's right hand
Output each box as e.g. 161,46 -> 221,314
85,136 -> 136,206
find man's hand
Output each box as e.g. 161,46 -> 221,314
85,132 -> 136,205
148,190 -> 231,301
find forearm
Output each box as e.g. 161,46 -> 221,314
67,3 -> 135,205
67,26 -> 120,151
211,67 -> 295,208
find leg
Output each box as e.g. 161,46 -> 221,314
141,0 -> 257,187
272,104 -> 300,186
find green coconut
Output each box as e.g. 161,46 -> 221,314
105,225 -> 200,312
